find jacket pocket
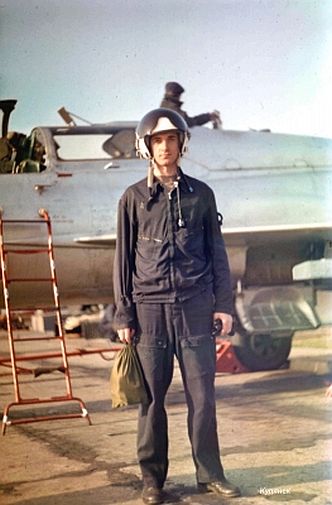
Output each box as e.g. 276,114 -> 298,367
176,226 -> 205,259
137,235 -> 163,260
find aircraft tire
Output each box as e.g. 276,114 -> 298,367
232,330 -> 292,371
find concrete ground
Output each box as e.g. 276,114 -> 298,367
0,327 -> 331,505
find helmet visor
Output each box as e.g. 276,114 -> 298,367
136,108 -> 187,138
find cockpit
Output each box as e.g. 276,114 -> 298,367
0,124 -> 138,174
54,127 -> 137,160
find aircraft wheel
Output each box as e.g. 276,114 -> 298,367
233,330 -> 292,371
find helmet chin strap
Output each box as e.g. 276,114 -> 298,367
147,160 -> 155,189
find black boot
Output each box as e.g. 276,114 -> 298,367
142,486 -> 164,505
198,477 -> 241,498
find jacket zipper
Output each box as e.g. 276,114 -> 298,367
167,188 -> 177,293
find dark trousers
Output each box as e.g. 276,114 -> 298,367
135,290 -> 225,489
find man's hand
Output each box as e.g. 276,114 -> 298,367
117,327 -> 135,344
210,110 -> 220,121
213,312 -> 233,337
209,110 -> 222,129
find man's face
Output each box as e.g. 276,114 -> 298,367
150,131 -> 180,168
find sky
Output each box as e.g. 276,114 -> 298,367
1,0 -> 332,138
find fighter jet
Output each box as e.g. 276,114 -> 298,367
1,100 -> 331,371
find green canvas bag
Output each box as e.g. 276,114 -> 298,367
110,345 -> 149,408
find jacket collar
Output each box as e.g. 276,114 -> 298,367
177,167 -> 194,193
148,167 -> 193,201
163,95 -> 184,107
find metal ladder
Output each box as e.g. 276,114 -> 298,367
0,208 -> 91,434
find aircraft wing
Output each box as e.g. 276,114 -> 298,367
73,234 -> 117,246
222,222 -> 332,244
74,224 -> 332,245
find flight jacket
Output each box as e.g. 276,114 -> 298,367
113,168 -> 233,330
160,96 -> 211,127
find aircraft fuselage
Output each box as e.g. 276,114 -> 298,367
1,123 -> 331,370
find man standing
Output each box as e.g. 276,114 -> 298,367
160,81 -> 221,128
113,108 -> 240,504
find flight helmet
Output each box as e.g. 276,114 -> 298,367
135,108 -> 190,160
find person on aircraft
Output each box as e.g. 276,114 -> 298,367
0,131 -> 26,173
160,81 -> 222,128
113,108 -> 240,504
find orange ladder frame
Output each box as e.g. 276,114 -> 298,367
0,208 -> 92,434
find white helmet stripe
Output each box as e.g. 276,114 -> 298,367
150,117 -> 178,135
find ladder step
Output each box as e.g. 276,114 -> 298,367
4,248 -> 49,254
1,352 -> 67,362
8,278 -> 54,283
12,395 -> 72,404
13,335 -> 61,342
0,219 -> 49,224
33,366 -> 66,377
9,306 -> 59,312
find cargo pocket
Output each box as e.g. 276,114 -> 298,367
135,304 -> 168,381
136,332 -> 167,350
180,334 -> 216,379
136,333 -> 168,383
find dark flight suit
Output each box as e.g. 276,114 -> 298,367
113,169 -> 233,489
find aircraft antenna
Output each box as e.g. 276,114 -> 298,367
57,107 -> 93,126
